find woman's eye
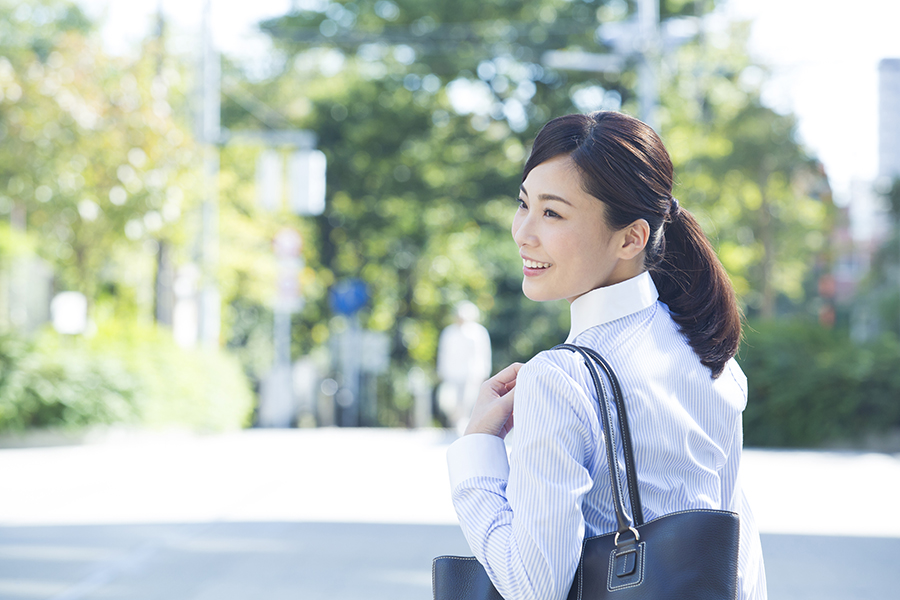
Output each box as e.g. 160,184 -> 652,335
516,197 -> 527,209
544,209 -> 560,218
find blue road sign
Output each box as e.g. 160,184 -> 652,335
329,278 -> 368,316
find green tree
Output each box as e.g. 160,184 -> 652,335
0,1 -> 255,433
212,0 -> 833,424
0,1 -> 200,320
228,0 -> 641,413
660,23 -> 833,319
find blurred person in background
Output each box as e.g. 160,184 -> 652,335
436,301 -> 492,433
445,111 -> 767,600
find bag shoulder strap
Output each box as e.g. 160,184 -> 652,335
553,344 -> 645,529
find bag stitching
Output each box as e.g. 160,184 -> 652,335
606,541 -> 646,592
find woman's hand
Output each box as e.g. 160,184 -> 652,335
464,363 -> 523,439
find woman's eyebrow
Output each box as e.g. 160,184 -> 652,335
518,185 -> 574,206
541,194 -> 573,206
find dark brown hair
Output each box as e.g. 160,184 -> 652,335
524,111 -> 741,378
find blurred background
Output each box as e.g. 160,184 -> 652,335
1,1 -> 900,599
2,0 -> 899,447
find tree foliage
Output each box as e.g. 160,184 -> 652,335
0,0 -> 199,314
230,0 -> 644,391
660,23 -> 833,319
227,0 -> 834,411
740,320 -> 900,447
0,329 -> 137,430
0,0 -> 841,432
0,0 -> 253,433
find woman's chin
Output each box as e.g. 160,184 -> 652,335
522,282 -> 557,303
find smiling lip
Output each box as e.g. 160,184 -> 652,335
522,256 -> 551,276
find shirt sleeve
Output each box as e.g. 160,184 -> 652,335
447,357 -> 596,600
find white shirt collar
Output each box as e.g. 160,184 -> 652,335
565,271 -> 659,343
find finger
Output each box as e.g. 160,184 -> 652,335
499,395 -> 515,439
501,387 -> 515,413
490,362 -> 523,387
503,412 -> 514,436
482,369 -> 515,397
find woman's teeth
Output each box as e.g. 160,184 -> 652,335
524,259 -> 551,269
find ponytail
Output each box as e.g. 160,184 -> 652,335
524,111 -> 742,378
650,202 -> 742,378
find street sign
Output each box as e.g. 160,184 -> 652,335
273,228 -> 302,259
329,279 -> 368,316
50,291 -> 87,335
360,331 -> 390,374
256,150 -> 283,211
541,50 -> 624,74
274,228 -> 303,312
289,149 -> 327,216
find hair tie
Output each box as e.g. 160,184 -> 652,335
668,197 -> 680,221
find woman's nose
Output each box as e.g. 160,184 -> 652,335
512,213 -> 536,248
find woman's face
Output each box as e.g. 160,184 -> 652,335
512,155 -> 635,303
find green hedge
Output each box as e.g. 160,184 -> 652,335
738,320 -> 900,447
86,322 -> 255,431
0,332 -> 137,430
6,316 -> 898,447
0,321 -> 255,434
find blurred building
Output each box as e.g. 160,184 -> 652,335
879,58 -> 900,179
842,58 -> 900,338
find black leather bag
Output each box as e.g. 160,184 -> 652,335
433,344 -> 740,600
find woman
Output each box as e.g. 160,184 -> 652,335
446,111 -> 767,600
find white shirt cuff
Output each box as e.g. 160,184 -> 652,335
446,433 -> 510,489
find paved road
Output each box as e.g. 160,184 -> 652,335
1,428 -> 899,600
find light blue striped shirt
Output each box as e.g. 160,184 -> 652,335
447,271 -> 767,600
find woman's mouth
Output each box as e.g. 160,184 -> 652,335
523,258 -> 551,275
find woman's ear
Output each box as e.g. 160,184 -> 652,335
617,219 -> 650,260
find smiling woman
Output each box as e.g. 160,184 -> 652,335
513,154 -> 647,303
520,112 -> 742,376
445,111 -> 767,600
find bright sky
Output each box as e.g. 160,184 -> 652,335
74,0 -> 292,67
726,0 -> 900,200
74,0 -> 900,201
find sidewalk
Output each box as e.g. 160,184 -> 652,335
1,428 -> 899,600
1,428 -> 460,527
1,427 -> 899,535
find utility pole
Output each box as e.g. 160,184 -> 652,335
244,133 -> 323,428
543,0 -> 697,130
198,0 -> 221,346
190,2 -> 329,427
193,0 -> 322,423
636,0 -> 660,130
